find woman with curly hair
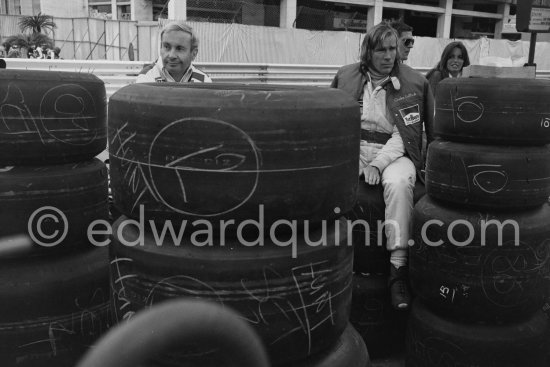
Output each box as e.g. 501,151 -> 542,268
425,41 -> 470,93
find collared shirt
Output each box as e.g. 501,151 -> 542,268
359,74 -> 406,173
136,63 -> 212,83
361,77 -> 393,134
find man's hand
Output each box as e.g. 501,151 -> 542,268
363,165 -> 380,185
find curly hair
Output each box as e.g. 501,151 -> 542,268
360,22 -> 400,75
426,41 -> 470,80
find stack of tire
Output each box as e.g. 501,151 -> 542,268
107,83 -> 370,366
0,70 -> 111,366
407,77 -> 550,366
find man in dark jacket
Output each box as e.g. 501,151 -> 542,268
390,19 -> 415,62
331,21 -> 434,310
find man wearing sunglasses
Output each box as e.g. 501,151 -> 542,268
390,20 -> 414,61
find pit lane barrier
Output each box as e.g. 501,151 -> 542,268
3,58 -> 550,99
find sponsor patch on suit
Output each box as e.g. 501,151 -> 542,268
399,104 -> 421,125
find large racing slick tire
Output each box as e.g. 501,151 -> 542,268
108,83 -> 360,229
410,196 -> 550,323
109,215 -> 353,366
434,78 -> 550,145
290,324 -> 370,367
425,140 -> 550,209
0,70 -> 107,165
76,299 -> 269,367
406,300 -> 549,367
0,159 -> 109,256
0,247 -> 110,321
0,247 -> 111,367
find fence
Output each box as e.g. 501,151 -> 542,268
0,15 -> 139,61
46,17 -> 139,61
3,58 -> 550,100
4,14 -> 550,70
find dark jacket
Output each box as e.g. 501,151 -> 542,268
330,62 -> 434,179
425,69 -> 445,95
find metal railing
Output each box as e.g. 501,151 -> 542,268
2,58 -> 550,99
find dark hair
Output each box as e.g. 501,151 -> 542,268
0,59 -> 6,69
360,22 -> 400,74
389,19 -> 413,36
426,41 -> 470,80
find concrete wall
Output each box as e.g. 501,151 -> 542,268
131,0 -> 152,21
167,0 -> 186,20
19,0 -> 33,15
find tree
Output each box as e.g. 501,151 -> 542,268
5,33 -> 53,49
4,33 -> 54,57
2,13 -> 56,58
18,12 -> 56,34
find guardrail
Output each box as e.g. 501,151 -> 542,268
2,58 -> 549,99
2,59 -> 144,98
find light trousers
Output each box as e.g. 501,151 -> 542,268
380,156 -> 416,252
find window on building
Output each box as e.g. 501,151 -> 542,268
182,0 -> 280,27
153,0 -> 168,20
90,4 -> 113,19
451,15 -> 499,39
0,0 -> 17,14
451,0 -> 499,38
31,0 -> 40,14
94,5 -> 111,13
119,5 -> 131,20
13,0 -> 21,14
382,8 -> 438,37
296,0 -> 369,32
381,0 -> 439,6
453,0 -> 498,13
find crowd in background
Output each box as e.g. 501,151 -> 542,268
0,44 -> 61,59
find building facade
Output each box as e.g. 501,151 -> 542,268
0,0 -> 531,40
1,0 -> 89,18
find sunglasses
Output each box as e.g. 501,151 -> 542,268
403,39 -> 415,47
